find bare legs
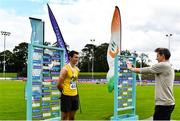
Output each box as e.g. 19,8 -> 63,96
61,111 -> 76,120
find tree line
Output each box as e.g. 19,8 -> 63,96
0,42 -> 28,76
0,42 -> 152,77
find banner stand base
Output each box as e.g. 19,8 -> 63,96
111,114 -> 138,120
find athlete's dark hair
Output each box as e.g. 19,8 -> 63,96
68,50 -> 79,58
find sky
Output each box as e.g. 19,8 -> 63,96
0,0 -> 180,69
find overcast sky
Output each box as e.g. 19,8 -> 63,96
0,0 -> 180,69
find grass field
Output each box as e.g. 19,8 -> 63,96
176,72 -> 180,76
0,73 -> 17,77
0,80 -> 180,120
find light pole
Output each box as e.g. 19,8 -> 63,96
90,39 -> 95,80
166,34 -> 172,51
1,31 -> 11,80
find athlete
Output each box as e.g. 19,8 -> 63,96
57,50 -> 80,120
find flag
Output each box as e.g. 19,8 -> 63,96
106,6 -> 121,92
47,4 -> 69,64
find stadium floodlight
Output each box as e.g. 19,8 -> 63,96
90,39 -> 95,80
1,31 -> 11,80
165,34 -> 173,51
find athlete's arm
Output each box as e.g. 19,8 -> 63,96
57,68 -> 67,92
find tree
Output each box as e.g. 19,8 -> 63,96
12,42 -> 28,76
94,43 -> 109,72
4,50 -> 14,72
79,43 -> 109,72
0,50 -> 14,72
44,41 -> 51,46
78,44 -> 95,72
0,52 -> 3,72
120,49 -> 131,56
52,41 -> 70,51
138,53 -> 151,67
119,50 -> 150,68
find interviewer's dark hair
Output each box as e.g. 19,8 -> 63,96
155,48 -> 171,60
68,50 -> 79,58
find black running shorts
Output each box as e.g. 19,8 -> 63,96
60,94 -> 79,112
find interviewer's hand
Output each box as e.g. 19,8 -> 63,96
126,60 -> 132,70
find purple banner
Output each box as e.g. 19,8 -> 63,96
47,4 -> 69,64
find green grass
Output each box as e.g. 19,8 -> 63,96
76,84 -> 113,120
136,85 -> 180,120
175,72 -> 180,77
79,72 -> 107,78
0,73 -> 17,77
136,86 -> 154,119
0,80 -> 26,120
0,81 -> 180,120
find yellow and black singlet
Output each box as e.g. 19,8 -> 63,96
62,63 -> 79,96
